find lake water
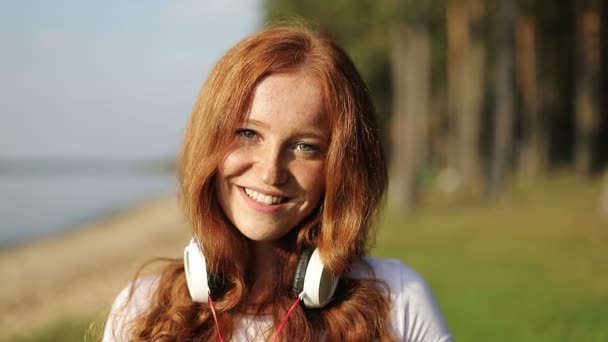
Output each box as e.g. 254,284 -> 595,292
0,174 -> 177,248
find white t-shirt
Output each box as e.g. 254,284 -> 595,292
103,257 -> 453,341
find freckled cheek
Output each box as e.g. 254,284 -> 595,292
294,162 -> 326,201
219,149 -> 251,177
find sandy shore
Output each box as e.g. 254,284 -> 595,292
0,196 -> 190,339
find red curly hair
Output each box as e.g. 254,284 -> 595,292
119,23 -> 394,341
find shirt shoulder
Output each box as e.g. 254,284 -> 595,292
350,257 -> 454,342
102,276 -> 159,342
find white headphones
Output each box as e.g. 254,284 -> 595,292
183,239 -> 339,308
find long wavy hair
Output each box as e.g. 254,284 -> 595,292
120,23 -> 393,341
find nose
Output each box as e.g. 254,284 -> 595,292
256,145 -> 288,186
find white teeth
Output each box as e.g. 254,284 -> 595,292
244,188 -> 284,205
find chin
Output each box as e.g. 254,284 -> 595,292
235,224 -> 285,242
228,209 -> 312,242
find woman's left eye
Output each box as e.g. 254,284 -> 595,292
294,143 -> 318,152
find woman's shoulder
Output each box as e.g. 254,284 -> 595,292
102,276 -> 159,341
110,275 -> 159,316
350,257 -> 454,342
349,256 -> 428,291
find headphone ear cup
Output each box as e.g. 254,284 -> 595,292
184,239 -> 209,303
292,249 -> 314,298
293,248 -> 339,309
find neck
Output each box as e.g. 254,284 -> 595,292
251,241 -> 277,276
245,241 -> 282,308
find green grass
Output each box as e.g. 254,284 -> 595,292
1,319 -> 99,342
374,175 -> 608,341
11,175 -> 608,341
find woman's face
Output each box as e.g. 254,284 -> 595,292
215,72 -> 329,242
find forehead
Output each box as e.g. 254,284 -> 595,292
245,72 -> 329,132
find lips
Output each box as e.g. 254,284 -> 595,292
243,187 -> 287,205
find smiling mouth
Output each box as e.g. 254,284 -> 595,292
243,187 -> 287,205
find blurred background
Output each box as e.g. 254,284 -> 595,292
1,0 -> 607,341
0,0 -> 259,246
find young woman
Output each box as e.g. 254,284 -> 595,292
103,24 -> 453,342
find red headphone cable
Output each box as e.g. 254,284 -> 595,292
207,291 -> 305,342
208,292 -> 225,342
272,291 -> 305,342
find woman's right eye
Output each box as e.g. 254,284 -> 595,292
236,128 -> 257,140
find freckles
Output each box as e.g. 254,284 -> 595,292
221,149 -> 250,175
294,161 -> 325,193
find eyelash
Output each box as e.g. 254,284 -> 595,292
294,142 -> 319,153
236,128 -> 258,140
235,128 -> 320,154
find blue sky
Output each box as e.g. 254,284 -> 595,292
0,0 -> 261,158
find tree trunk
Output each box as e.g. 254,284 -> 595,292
601,0 -> 608,170
446,0 -> 466,174
446,0 -> 486,195
600,170 -> 608,222
516,14 -> 548,179
388,22 -> 431,211
488,0 -> 517,199
574,0 -> 601,176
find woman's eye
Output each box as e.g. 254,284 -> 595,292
236,128 -> 257,139
294,143 -> 318,153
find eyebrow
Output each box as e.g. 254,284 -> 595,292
243,118 -> 329,141
243,118 -> 269,129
